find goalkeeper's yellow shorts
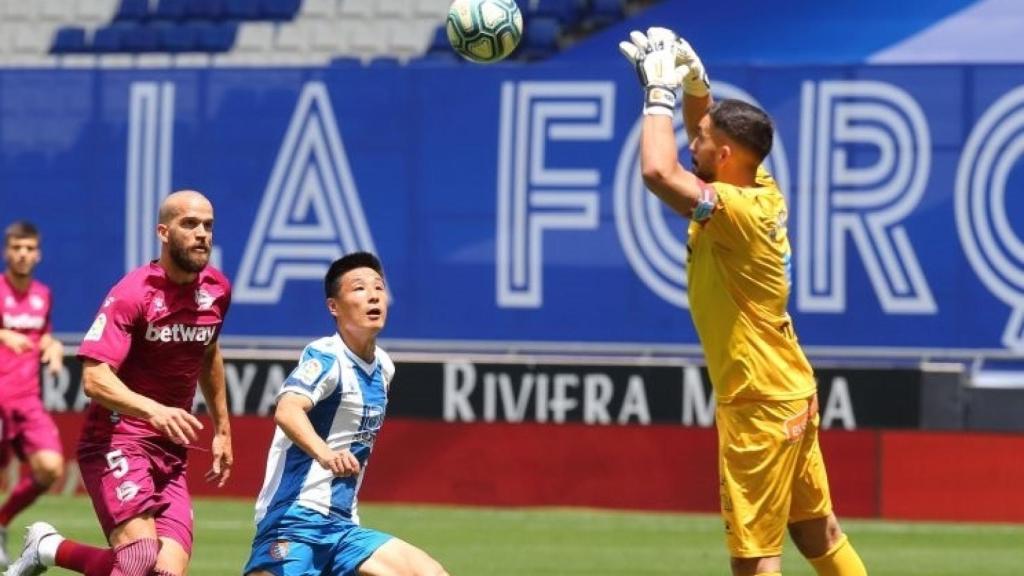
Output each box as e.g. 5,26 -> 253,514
716,394 -> 833,558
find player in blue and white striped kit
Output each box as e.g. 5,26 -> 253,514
244,252 -> 447,576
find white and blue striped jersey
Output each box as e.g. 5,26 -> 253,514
253,334 -> 394,528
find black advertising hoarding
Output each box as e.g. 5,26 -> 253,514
44,355 -> 921,429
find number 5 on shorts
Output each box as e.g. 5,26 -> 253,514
105,449 -> 130,478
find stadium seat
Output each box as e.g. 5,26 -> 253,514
224,0 -> 262,20
159,22 -> 198,52
51,26 -> 89,53
114,0 -> 150,21
302,0 -> 335,18
184,0 -> 225,20
530,0 -> 585,29
377,0 -> 409,18
520,16 -> 560,60
196,21 -> 238,51
262,0 -> 300,21
426,25 -> 449,54
368,56 -> 400,67
585,0 -> 625,28
152,0 -> 187,21
76,0 -> 121,23
122,24 -> 161,52
91,24 -> 128,51
330,56 -> 362,67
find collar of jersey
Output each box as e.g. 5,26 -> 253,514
333,334 -> 378,375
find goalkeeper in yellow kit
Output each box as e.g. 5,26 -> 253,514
619,28 -> 868,576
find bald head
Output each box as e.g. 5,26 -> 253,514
159,190 -> 212,225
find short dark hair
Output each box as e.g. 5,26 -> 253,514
708,99 -> 774,163
5,221 -> 39,244
324,252 -> 384,298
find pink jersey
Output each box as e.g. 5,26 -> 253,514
0,276 -> 52,402
77,262 -> 231,446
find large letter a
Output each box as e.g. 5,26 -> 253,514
235,82 -> 377,304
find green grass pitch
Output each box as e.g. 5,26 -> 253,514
4,496 -> 1022,575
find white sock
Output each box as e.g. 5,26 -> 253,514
36,533 -> 64,567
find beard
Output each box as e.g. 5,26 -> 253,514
692,159 -> 716,182
169,240 -> 209,273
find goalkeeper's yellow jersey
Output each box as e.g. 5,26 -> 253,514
686,167 -> 816,404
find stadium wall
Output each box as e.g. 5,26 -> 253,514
38,355 -> 1024,524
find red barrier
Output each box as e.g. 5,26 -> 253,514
880,431 -> 1024,523
49,413 -> 1024,523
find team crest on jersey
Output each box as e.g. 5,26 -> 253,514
29,294 -> 44,310
195,288 -> 215,310
269,540 -> 289,560
83,313 -> 107,342
3,296 -> 14,308
151,295 -> 166,314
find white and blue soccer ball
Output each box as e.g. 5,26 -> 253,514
446,0 -> 523,63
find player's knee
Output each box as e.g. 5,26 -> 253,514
789,515 -> 842,558
112,537 -> 160,576
31,464 -> 61,487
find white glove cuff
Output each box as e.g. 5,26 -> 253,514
644,86 -> 677,116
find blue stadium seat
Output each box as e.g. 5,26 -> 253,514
114,0 -> 150,21
224,0 -> 262,19
262,0 -> 300,21
330,56 -> 362,67
51,27 -> 88,54
185,0 -> 225,20
530,0 -> 584,29
368,56 -> 400,67
585,0 -> 625,28
123,24 -> 162,52
159,23 -> 198,52
520,16 -> 560,60
195,22 -> 238,52
426,25 -> 451,56
152,0 -> 188,21
92,25 -> 129,52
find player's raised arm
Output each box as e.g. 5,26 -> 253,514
675,37 -> 712,141
81,358 -> 203,445
199,340 -> 233,487
620,27 -> 716,220
274,392 -> 361,477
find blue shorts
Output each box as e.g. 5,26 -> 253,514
243,507 -> 393,576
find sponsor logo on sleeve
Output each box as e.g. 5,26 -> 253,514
84,313 -> 107,342
289,358 -> 323,390
269,540 -> 289,560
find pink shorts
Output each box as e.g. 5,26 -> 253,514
77,441 -> 193,555
0,398 -> 63,467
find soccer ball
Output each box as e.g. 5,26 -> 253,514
446,0 -> 523,63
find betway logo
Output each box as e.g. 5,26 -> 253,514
3,313 -> 45,330
145,323 -> 217,344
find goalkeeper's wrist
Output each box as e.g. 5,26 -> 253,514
643,85 -> 677,117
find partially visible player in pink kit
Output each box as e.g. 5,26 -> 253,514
5,191 -> 234,576
0,221 -> 65,569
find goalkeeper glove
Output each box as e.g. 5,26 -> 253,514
673,37 -> 710,98
618,27 -> 689,117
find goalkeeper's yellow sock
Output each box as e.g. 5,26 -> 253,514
808,534 -> 867,576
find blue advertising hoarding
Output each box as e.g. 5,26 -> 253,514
1,62 -> 1022,356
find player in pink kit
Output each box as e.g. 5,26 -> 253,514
0,222 -> 65,568
4,191 -> 234,576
